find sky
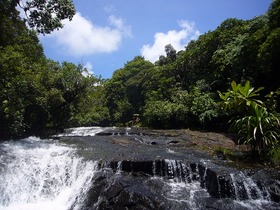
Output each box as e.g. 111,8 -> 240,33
39,0 -> 273,78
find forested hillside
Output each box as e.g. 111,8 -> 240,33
1,0 -> 279,157
0,0 -> 106,138
103,0 -> 280,159
104,1 -> 280,129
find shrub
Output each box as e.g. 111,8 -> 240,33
219,81 -> 280,157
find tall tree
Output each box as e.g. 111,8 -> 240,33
9,0 -> 76,34
104,56 -> 154,125
267,0 -> 280,30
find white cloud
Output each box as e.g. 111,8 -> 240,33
44,12 -> 131,56
140,20 -> 200,63
83,62 -> 94,76
104,5 -> 117,13
85,62 -> 93,71
108,15 -> 132,37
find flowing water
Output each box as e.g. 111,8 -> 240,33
0,127 -> 279,210
0,137 -> 98,210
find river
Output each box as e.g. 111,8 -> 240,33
0,127 -> 279,209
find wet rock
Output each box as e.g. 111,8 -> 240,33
204,168 -> 220,198
58,127 -> 280,209
82,171 -> 167,210
75,159 -> 280,209
200,168 -> 235,199
78,172 -> 110,209
268,182 -> 280,202
244,169 -> 280,202
167,140 -> 180,144
204,198 -> 250,210
121,160 -> 154,176
108,160 -> 238,199
101,180 -> 166,210
215,150 -> 227,160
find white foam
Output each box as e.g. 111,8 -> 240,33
57,126 -> 105,137
0,138 -> 98,210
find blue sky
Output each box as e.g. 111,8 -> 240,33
39,0 -> 272,78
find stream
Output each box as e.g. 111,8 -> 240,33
0,127 -> 279,209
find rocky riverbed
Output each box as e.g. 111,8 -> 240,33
54,127 -> 280,209
1,127 -> 279,209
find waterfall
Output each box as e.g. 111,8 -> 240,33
159,160 -> 210,210
56,126 -> 104,137
0,137 -> 99,210
0,127 -> 279,210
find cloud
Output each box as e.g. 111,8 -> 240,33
108,15 -> 132,37
81,62 -> 95,77
104,5 -> 117,13
140,20 -> 200,63
84,62 -> 93,74
44,12 -> 131,56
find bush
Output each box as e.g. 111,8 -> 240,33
219,81 -> 280,157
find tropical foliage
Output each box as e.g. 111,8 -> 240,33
219,81 -> 280,156
0,3 -> 106,138
0,0 -> 279,164
6,0 -> 76,34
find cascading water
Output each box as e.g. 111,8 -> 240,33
0,137 -> 99,210
229,172 -> 275,210
0,127 -> 279,210
56,126 -> 104,137
154,160 -> 210,210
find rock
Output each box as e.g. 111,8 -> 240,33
268,182 -> 280,202
82,171 -> 167,210
58,127 -> 280,209
72,159 -> 280,209
215,150 -> 227,160
167,140 -> 180,144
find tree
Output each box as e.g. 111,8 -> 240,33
267,0 -> 280,30
104,56 -> 154,125
143,100 -> 178,128
156,44 -> 177,66
211,34 -> 248,85
11,0 -> 76,34
0,46 -> 47,137
0,8 -> 47,137
45,62 -> 97,127
68,78 -> 110,127
238,15 -> 269,88
189,80 -> 219,127
174,31 -> 220,90
258,28 -> 280,92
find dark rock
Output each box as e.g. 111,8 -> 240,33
95,132 -> 112,136
82,171 -> 167,210
204,169 -> 234,199
268,182 -> 280,202
57,127 -> 280,209
215,150 -> 227,160
122,160 -> 154,176
167,140 -> 179,144
104,180 -> 166,210
77,172 -> 110,209
205,168 -> 220,198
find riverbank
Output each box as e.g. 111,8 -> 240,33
1,126 -> 276,169
56,126 -> 280,208
91,127 -> 275,169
